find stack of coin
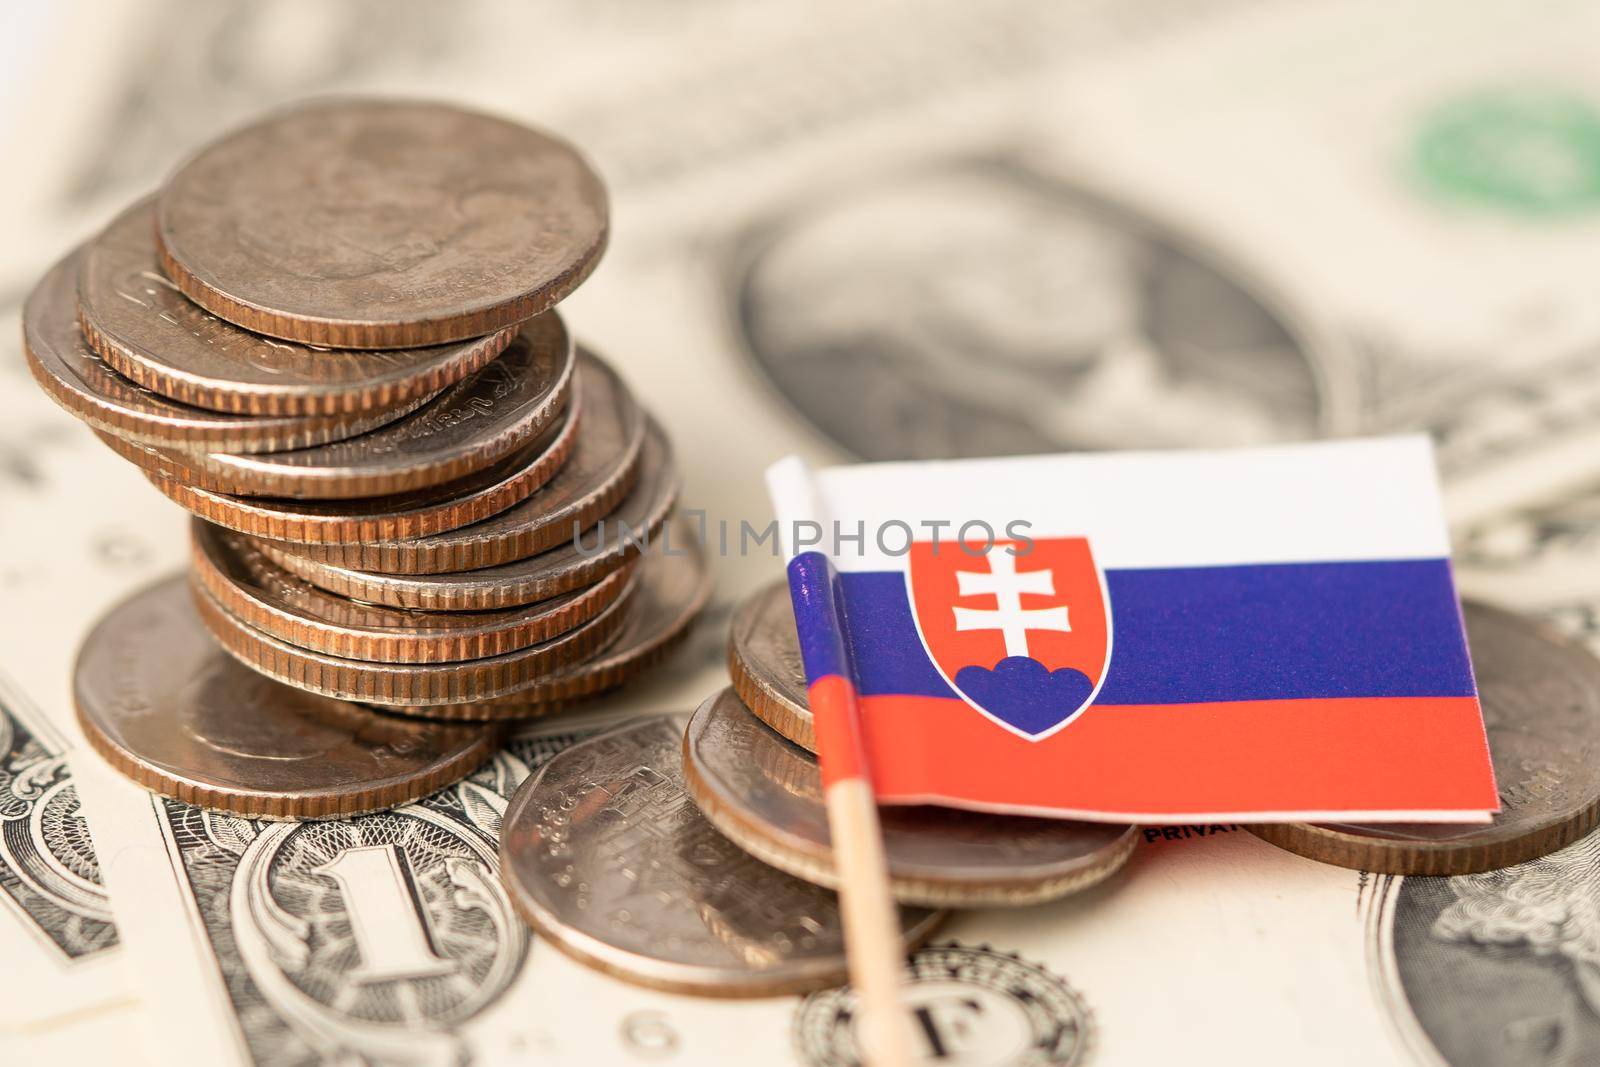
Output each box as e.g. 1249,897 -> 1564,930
684,581 -> 1142,907
26,99 -> 709,818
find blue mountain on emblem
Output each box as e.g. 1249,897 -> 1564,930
954,657 -> 1096,737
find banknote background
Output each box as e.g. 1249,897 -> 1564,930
5,1 -> 1600,1064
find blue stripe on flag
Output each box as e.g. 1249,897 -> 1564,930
786,551 -> 851,683
833,558 -> 1475,705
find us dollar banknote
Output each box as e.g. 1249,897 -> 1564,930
0,323 -> 186,1061
6,0 -> 1600,527
0,672 -> 121,1033
1369,851 -> 1600,1067
10,1 -> 1600,1065
75,706 -> 1428,1067
1456,495 -> 1600,651
151,737 -> 552,1066
1367,495 -> 1600,1058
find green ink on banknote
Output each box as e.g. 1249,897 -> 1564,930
1412,88 -> 1600,216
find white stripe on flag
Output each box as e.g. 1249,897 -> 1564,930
775,434 -> 1450,572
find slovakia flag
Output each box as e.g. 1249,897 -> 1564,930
766,436 -> 1498,823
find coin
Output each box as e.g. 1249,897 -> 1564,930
131,312 -> 575,500
497,715 -> 942,997
191,520 -> 634,664
121,414 -> 575,545
157,98 -> 608,348
78,198 -> 517,416
259,357 -> 647,570
74,576 -> 500,819
381,518 -> 710,720
114,351 -> 583,544
728,579 -> 817,750
1250,601 -> 1600,875
25,253 -> 418,454
256,426 -> 679,610
684,688 -> 1139,907
191,563 -> 634,706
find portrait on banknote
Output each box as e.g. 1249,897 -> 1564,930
734,158 -> 1324,460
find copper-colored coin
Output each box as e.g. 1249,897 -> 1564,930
498,715 -> 943,998
118,380 -> 580,544
78,199 -> 517,416
1250,601 -> 1600,875
25,253 -> 418,454
191,520 -> 634,664
258,356 -> 645,570
684,688 -> 1138,907
130,313 -> 574,500
192,565 -> 634,706
73,576 -> 500,820
728,579 -> 817,750
386,521 -> 710,720
254,424 -> 679,610
157,98 -> 608,348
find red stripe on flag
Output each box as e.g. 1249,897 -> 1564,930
808,674 -> 871,789
855,694 -> 1498,818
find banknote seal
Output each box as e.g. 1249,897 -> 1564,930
793,942 -> 1094,1067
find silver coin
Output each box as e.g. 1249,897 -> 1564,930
498,715 -> 943,997
190,519 -> 633,664
685,689 -> 1138,907
256,422 -> 679,609
191,565 -> 635,706
141,311 -> 575,500
74,576 -> 500,820
77,198 -> 516,416
156,98 -> 608,348
386,515 -> 712,719
118,417 -> 575,545
727,579 -> 816,749
256,352 -> 647,570
24,253 -> 418,454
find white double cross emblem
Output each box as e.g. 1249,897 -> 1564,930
952,552 -> 1072,658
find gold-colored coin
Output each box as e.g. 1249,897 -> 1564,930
26,253 -> 419,454
1250,602 -> 1600,875
113,373 -> 580,545
380,519 -> 710,720
257,355 -> 646,571
191,520 -> 634,664
78,198 -> 517,416
683,688 -> 1139,907
74,576 -> 500,819
192,565 -> 634,706
254,421 -> 678,609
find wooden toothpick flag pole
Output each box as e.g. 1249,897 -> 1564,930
787,551 -> 910,1067
768,456 -> 909,1067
